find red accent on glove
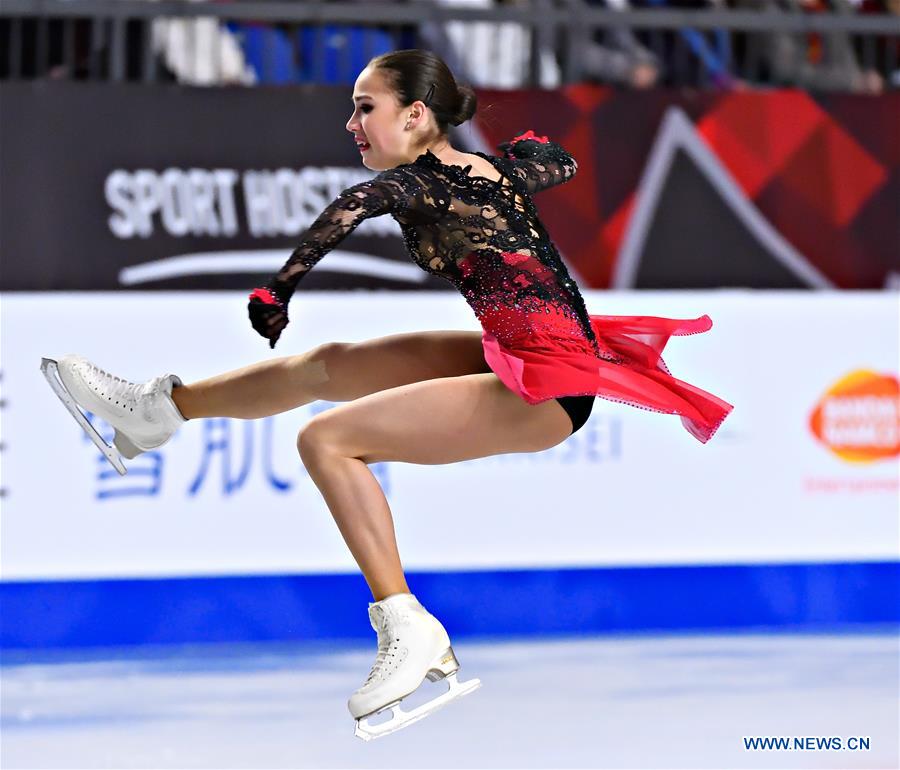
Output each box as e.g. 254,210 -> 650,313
249,288 -> 282,306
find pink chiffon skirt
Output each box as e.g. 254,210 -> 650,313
481,312 -> 734,444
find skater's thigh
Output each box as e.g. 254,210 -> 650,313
299,372 -> 573,465
313,330 -> 491,402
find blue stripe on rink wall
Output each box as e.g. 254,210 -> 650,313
1,562 -> 897,650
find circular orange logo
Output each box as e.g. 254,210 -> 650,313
809,370 -> 899,463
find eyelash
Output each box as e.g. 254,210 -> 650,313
360,105 -> 372,113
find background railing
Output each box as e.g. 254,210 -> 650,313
1,0 -> 898,90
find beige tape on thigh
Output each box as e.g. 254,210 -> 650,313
295,357 -> 331,389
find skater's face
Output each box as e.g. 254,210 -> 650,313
346,67 -> 434,170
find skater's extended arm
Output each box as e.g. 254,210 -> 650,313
274,173 -> 408,294
249,171 -> 408,347
497,130 -> 578,195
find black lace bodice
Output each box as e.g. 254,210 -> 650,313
271,134 -> 600,353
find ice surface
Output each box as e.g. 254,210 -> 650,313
2,633 -> 898,769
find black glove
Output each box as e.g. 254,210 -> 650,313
497,129 -> 549,159
248,282 -> 292,349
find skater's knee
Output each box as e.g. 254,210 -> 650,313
297,415 -> 343,468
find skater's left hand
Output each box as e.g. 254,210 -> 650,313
248,286 -> 290,348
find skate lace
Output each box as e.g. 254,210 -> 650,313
88,363 -> 142,405
363,606 -> 399,686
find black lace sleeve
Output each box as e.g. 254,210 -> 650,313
497,130 -> 578,195
267,171 -> 409,300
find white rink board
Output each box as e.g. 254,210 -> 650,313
2,290 -> 898,580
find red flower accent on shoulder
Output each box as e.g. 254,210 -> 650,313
510,129 -> 549,145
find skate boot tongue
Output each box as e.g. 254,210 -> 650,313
367,593 -> 421,634
367,604 -> 388,634
367,602 -> 400,635
371,592 -> 421,611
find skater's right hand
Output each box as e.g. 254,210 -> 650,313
248,287 -> 289,348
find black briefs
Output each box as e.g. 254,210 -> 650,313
554,395 -> 595,435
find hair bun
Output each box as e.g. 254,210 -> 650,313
369,49 -> 478,133
452,84 -> 477,127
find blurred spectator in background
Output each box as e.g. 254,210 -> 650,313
3,0 -> 895,91
226,0 -> 413,85
7,17 -> 110,80
152,0 -> 256,85
731,0 -> 882,92
856,0 -> 900,88
580,0 -> 662,88
2,15 -> 177,81
630,0 -> 735,88
428,0 -> 563,87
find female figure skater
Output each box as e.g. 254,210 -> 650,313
48,49 -> 733,739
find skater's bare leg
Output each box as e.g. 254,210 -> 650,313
304,453 -> 412,600
171,330 -> 490,420
298,373 -> 572,599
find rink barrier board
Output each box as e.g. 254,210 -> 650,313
1,561 -> 897,649
5,292 -> 898,580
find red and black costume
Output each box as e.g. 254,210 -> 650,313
250,131 -> 733,442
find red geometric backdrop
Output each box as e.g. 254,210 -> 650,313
474,88 -> 899,289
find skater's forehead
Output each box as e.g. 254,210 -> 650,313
352,69 -> 392,102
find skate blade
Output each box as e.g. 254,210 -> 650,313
353,672 -> 481,742
40,358 -> 128,476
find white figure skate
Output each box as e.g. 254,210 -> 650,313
349,592 -> 481,741
41,355 -> 185,475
